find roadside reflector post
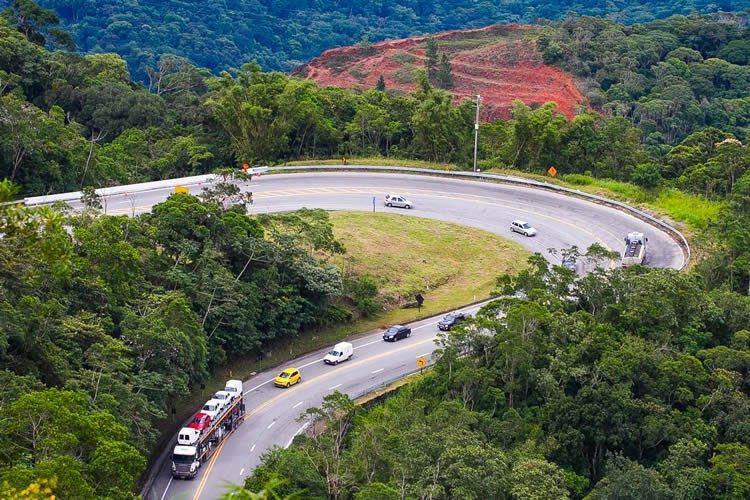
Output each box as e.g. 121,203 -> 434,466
372,196 -> 376,212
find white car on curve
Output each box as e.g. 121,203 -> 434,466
384,194 -> 413,209
510,220 -> 537,236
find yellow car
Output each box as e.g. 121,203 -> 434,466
274,368 -> 301,388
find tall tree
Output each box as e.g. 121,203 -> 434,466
3,0 -> 73,49
375,74 -> 386,92
424,37 -> 438,82
436,53 -> 454,89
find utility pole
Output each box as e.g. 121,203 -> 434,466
473,94 -> 481,172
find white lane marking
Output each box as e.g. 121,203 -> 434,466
244,378 -> 273,395
159,477 -> 173,500
267,421 -> 276,429
285,422 -> 310,448
293,401 -> 303,408
250,443 -> 256,452
299,356 -> 326,369
416,352 -> 431,358
240,468 -> 245,476
371,368 -> 384,374
243,320 -> 443,395
354,338 -> 381,350
413,320 -> 440,331
329,383 -> 342,390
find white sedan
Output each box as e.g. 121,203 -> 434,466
510,220 -> 537,236
384,194 -> 413,209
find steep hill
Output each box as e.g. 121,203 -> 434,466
296,25 -> 585,120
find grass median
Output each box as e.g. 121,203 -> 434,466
157,211 -> 528,439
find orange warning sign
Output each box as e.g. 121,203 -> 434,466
547,166 -> 558,177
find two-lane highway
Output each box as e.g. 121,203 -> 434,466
153,304 -> 486,500
74,170 -> 685,499
71,172 -> 685,269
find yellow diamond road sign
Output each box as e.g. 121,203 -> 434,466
416,357 -> 427,368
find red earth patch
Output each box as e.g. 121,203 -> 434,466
295,24 -> 585,121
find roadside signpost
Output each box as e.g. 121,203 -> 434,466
416,356 -> 427,374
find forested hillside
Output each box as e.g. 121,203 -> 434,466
1,2 -> 749,496
0,189 -> 358,496
1,0 -> 748,79
247,257 -> 750,498
2,4 -> 748,199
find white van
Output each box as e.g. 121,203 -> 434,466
324,342 -> 353,365
224,380 -> 243,399
177,427 -> 200,446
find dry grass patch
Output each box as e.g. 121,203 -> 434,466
328,210 -> 529,324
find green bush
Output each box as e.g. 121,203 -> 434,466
631,163 -> 663,189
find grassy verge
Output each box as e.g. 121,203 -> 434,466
280,156 -> 725,231
329,211 -> 527,314
158,211 -> 528,436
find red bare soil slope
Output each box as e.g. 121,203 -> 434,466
296,25 -> 585,121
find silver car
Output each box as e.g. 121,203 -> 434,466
510,220 -> 537,236
384,194 -> 413,209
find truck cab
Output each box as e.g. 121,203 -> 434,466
172,445 -> 201,479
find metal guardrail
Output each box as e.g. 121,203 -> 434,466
266,165 -> 691,270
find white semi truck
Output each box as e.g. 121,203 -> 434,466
622,232 -> 647,267
171,380 -> 245,479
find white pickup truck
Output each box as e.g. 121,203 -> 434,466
622,232 -> 647,267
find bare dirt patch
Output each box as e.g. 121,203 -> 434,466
296,24 -> 585,120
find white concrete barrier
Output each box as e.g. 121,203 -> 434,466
22,168 -> 269,206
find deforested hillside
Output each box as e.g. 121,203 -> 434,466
297,24 -> 585,120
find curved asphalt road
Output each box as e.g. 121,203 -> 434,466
102,172 -> 684,499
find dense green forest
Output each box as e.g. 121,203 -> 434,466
1,1 -> 749,496
0,191 -> 363,496
1,4 -> 748,198
1,0 -> 748,80
246,255 -> 750,499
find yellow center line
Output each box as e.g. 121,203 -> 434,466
98,185 -> 629,251
255,186 -> 616,249
191,335 -> 439,500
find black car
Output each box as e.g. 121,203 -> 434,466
383,325 -> 411,342
438,312 -> 466,331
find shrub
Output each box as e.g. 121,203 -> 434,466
631,163 -> 663,189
